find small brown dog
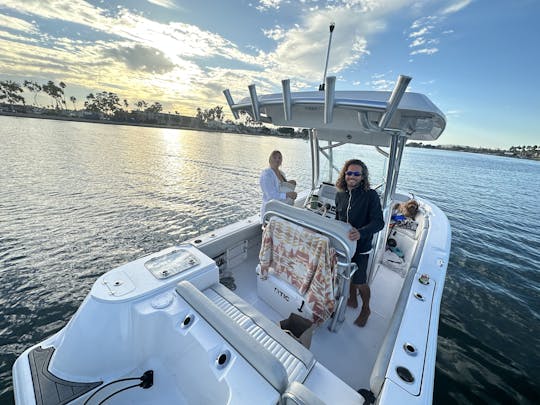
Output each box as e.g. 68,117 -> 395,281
394,199 -> 419,219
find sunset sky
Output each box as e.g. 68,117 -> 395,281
1,0 -> 538,148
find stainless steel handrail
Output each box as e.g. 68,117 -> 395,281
262,211 -> 353,264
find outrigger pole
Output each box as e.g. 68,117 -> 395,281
319,23 -> 335,91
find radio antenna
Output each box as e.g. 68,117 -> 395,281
319,22 -> 335,91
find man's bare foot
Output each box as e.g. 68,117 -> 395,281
354,307 -> 370,327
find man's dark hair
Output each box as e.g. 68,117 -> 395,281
335,159 -> 370,191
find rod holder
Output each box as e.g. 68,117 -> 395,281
248,84 -> 261,121
223,89 -> 239,119
378,75 -> 412,129
324,76 -> 336,124
282,79 -> 292,121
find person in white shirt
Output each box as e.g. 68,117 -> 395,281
259,150 -> 297,220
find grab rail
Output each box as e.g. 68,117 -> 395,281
263,201 -> 354,264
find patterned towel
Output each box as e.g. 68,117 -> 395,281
259,217 -> 337,324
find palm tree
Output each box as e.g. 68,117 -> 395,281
215,106 -> 224,121
42,81 -> 64,110
70,96 -> 77,110
0,80 -> 25,105
23,80 -> 42,106
59,81 -> 67,109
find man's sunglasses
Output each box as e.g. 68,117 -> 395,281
346,171 -> 362,176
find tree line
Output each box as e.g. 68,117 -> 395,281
0,79 -> 168,116
0,79 -> 231,127
407,141 -> 539,159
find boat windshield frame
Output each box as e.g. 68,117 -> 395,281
309,129 -> 407,211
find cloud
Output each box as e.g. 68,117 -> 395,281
410,47 -> 438,55
0,0 -> 270,114
441,0 -> 472,15
365,72 -> 396,90
0,0 -> 416,111
407,15 -> 442,56
256,0 -> 284,12
445,109 -> 461,117
261,3 -> 411,83
104,44 -> 175,74
407,1 -> 472,58
0,29 -> 39,43
0,0 -> 112,30
262,25 -> 286,41
0,14 -> 38,33
147,0 -> 179,9
410,37 -> 426,47
369,79 -> 394,90
0,0 -> 460,115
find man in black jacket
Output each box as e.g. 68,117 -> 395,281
335,159 -> 384,326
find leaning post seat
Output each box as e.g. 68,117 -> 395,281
260,200 -> 357,331
175,280 -> 316,394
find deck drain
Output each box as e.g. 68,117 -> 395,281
403,342 -> 417,356
413,292 -> 424,301
396,366 -> 414,383
216,350 -> 231,369
181,314 -> 193,328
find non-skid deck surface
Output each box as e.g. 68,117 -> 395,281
226,243 -> 404,391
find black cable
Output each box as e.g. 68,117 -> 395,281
83,378 -> 140,405
97,382 -> 141,405
83,370 -> 153,405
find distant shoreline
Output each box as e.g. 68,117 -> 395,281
1,111 -> 538,161
406,142 -> 539,161
0,110 -> 305,138
0,111 -> 217,132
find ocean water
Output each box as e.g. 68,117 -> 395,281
0,116 -> 538,404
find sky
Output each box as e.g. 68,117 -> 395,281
0,0 -> 538,149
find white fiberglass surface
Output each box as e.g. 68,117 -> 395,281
228,241 -> 405,391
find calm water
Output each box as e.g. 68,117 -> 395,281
1,116 -> 539,404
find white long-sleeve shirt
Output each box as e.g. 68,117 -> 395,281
259,167 -> 288,219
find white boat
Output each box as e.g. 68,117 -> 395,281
12,74 -> 451,404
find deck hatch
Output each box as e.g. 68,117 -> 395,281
145,248 -> 200,279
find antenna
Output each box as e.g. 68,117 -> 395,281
319,22 -> 335,91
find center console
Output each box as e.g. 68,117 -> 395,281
305,183 -> 337,219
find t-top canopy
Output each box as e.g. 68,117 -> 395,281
225,78 -> 446,147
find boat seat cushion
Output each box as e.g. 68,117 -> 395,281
391,206 -> 426,241
204,282 -> 315,374
175,280 -> 315,393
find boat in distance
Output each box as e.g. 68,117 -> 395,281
12,74 -> 451,404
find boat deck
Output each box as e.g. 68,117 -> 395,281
227,237 -> 404,391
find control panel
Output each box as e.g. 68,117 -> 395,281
306,183 -> 337,219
